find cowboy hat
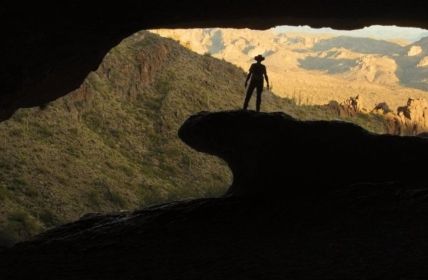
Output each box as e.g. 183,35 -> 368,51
254,54 -> 265,61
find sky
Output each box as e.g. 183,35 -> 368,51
274,25 -> 428,42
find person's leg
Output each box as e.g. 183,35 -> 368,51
256,83 -> 263,112
243,83 -> 256,110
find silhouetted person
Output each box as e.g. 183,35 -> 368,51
243,54 -> 269,112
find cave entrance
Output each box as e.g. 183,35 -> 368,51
1,24 -> 428,246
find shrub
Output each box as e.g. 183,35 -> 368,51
9,178 -> 28,190
35,125 -> 54,138
7,210 -> 42,238
107,191 -> 127,208
0,185 -> 8,201
39,209 -> 61,228
87,191 -> 101,208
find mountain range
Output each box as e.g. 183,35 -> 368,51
274,25 -> 428,42
152,28 -> 428,110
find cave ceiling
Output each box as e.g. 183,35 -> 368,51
1,0 -> 428,120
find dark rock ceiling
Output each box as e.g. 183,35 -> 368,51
2,0 -> 428,120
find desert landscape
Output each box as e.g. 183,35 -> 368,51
4,2 -> 428,279
153,27 -> 428,110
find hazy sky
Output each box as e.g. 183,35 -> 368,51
274,25 -> 428,42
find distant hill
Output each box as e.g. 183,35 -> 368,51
311,36 -> 405,55
396,37 -> 428,91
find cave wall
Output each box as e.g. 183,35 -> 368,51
2,0 -> 428,120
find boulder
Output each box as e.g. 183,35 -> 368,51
408,45 -> 423,56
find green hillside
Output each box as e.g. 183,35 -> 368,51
0,31 -> 389,245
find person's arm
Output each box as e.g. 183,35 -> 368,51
264,66 -> 270,89
245,65 -> 253,87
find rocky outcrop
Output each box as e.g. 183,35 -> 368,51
352,55 -> 399,85
179,110 -> 428,196
417,56 -> 428,68
391,98 -> 428,135
326,95 -> 367,117
397,98 -> 428,126
341,95 -> 368,115
326,95 -> 428,135
372,102 -> 392,114
408,45 -> 423,56
2,111 -> 428,279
